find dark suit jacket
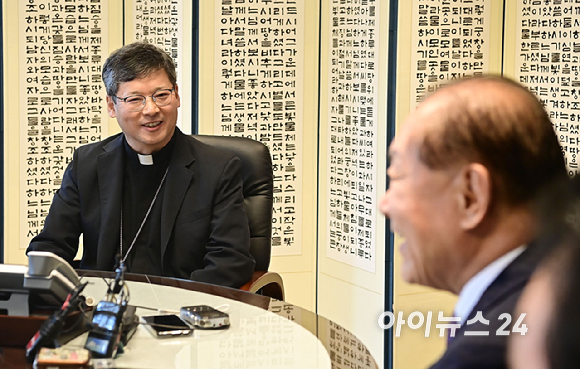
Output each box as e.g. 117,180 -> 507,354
27,129 -> 255,288
430,241 -> 550,369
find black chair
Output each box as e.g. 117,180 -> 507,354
194,135 -> 284,301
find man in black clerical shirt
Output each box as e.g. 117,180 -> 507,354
27,42 -> 255,288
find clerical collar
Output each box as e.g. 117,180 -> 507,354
123,133 -> 176,166
137,154 -> 154,165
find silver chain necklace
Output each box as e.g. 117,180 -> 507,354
119,166 -> 169,264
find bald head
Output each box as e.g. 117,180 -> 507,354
416,76 -> 566,207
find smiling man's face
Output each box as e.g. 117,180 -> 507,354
379,102 -> 464,290
107,68 -> 180,154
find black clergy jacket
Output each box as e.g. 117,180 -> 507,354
27,128 -> 255,288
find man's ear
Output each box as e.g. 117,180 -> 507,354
173,83 -> 181,108
106,95 -> 117,118
457,163 -> 491,230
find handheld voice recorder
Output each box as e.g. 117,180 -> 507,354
180,305 -> 230,329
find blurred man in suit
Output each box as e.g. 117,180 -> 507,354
27,42 -> 255,288
509,175 -> 580,369
380,76 -> 567,368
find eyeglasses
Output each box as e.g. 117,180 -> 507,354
113,89 -> 175,112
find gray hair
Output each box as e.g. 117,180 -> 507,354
102,42 -> 177,96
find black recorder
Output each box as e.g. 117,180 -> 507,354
84,301 -> 127,358
180,305 -> 230,329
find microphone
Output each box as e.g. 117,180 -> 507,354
25,282 -> 88,363
109,257 -> 126,296
84,256 -> 131,359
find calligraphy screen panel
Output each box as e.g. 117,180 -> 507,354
18,0 -> 110,249
410,0 -> 492,107
509,0 -> 580,177
0,0 -> 3,262
324,0 -> 382,273
213,0 -> 305,256
317,0 -> 389,361
130,0 -> 192,134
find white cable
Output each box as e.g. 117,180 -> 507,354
132,305 -> 180,314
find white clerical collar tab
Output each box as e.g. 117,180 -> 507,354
138,154 -> 154,165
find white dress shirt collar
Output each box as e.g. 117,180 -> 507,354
454,245 -> 526,325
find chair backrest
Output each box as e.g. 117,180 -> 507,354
193,135 -> 273,272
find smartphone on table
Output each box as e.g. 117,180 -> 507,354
141,314 -> 193,337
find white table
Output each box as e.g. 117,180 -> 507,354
68,277 -> 332,369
